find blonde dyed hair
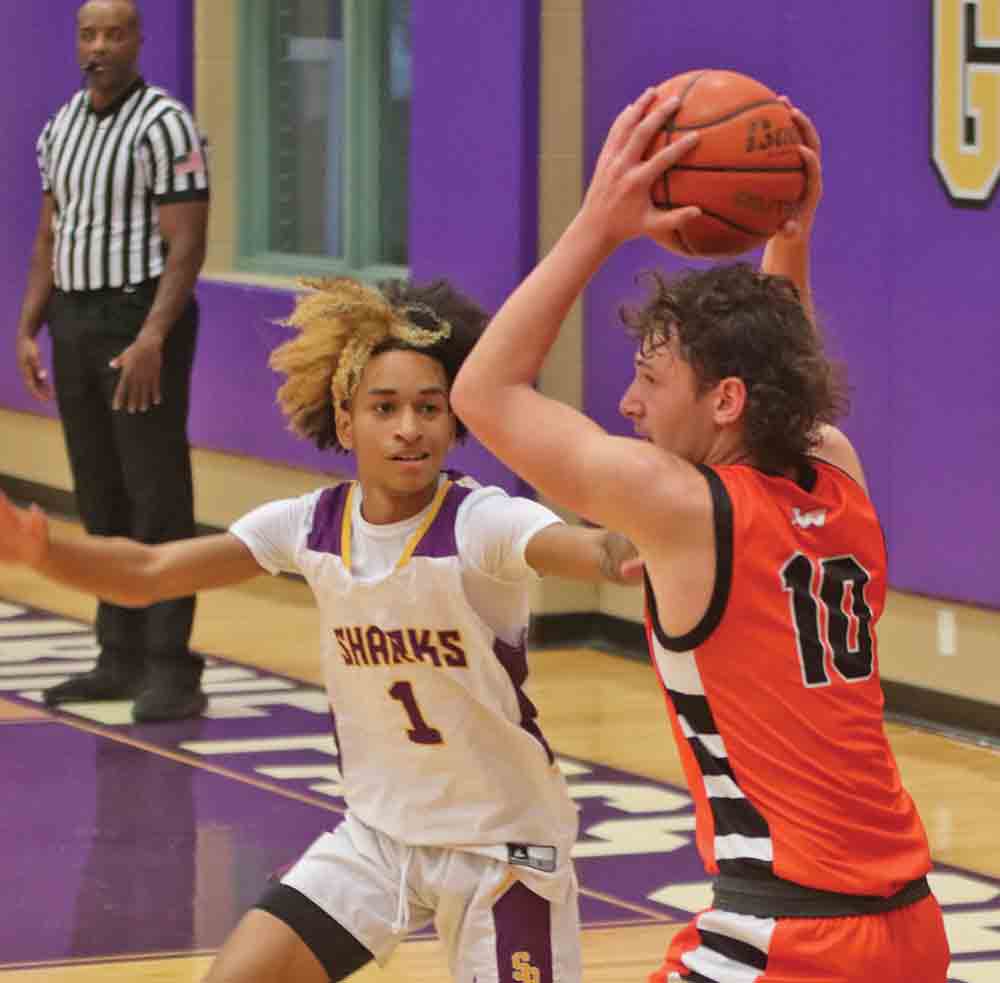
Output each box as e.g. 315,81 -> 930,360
269,278 -> 453,449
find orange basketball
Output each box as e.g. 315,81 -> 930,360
646,69 -> 805,257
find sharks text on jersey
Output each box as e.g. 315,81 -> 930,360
333,626 -> 468,668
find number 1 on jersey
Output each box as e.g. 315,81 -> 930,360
389,680 -> 444,745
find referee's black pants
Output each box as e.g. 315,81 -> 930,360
47,279 -> 202,689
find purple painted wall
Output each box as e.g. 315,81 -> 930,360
410,1 -> 541,315
0,1 -> 539,496
583,2 -> 999,608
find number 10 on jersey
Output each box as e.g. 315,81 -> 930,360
781,553 -> 876,687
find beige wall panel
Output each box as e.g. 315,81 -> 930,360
540,6 -> 583,158
189,448 -> 342,529
195,0 -> 235,64
194,0 -> 237,274
0,409 -> 337,531
878,592 -> 1000,705
538,1 -> 584,414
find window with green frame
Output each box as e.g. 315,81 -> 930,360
238,0 -> 410,279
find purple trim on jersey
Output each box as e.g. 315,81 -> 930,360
410,480 -> 477,559
306,484 -> 351,557
494,635 -> 554,764
494,881 -> 553,983
328,704 -> 344,782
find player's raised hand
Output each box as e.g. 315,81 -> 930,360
581,89 -> 701,251
0,492 -> 49,567
776,100 -> 822,239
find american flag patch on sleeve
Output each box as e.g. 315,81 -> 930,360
173,146 -> 206,178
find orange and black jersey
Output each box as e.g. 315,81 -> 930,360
644,459 -> 932,905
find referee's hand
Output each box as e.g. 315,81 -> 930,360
15,335 -> 52,402
109,337 -> 163,413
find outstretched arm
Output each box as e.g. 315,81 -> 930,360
452,90 -> 702,539
0,492 -> 262,606
524,524 -> 641,586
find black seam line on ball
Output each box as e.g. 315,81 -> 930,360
662,71 -> 709,207
670,164 -> 806,173
672,99 -> 782,131
690,207 -> 768,236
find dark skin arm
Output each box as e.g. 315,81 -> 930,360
110,198 -> 209,412
15,194 -> 56,401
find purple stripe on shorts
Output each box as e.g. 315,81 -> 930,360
494,635 -> 554,764
306,484 -> 350,556
410,480 -> 476,559
494,881 -> 553,983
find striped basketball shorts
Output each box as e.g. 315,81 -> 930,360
650,893 -> 949,983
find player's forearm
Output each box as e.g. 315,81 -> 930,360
34,532 -> 164,607
761,226 -> 814,325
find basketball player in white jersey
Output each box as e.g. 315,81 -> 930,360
0,276 -> 641,983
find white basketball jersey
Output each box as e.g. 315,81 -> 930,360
230,473 -> 578,870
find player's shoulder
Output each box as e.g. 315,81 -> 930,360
454,479 -> 559,545
235,486 -> 328,530
453,479 -> 548,521
809,425 -> 868,492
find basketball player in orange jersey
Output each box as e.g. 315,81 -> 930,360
0,277 -> 642,983
452,90 -> 950,983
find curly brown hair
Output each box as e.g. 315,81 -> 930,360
269,277 -> 489,452
619,263 -> 849,473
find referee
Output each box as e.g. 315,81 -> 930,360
15,0 -> 210,722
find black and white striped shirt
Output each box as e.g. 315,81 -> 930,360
36,77 -> 210,292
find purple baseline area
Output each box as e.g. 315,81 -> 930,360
0,722 -> 329,965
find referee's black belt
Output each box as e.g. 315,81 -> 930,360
54,277 -> 159,300
712,873 -> 931,918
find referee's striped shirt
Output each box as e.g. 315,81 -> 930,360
36,77 -> 210,292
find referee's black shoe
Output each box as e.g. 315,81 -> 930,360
43,667 -> 142,706
132,684 -> 208,723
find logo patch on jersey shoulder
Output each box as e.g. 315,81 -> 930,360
507,842 -> 557,873
791,507 -> 827,529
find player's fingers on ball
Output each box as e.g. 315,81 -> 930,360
798,146 -> 823,199
622,94 -> 679,159
654,205 -> 701,235
606,89 -> 654,147
778,218 -> 801,239
791,107 -> 821,152
643,130 -> 699,176
636,95 -> 680,140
